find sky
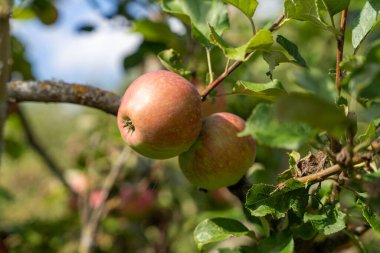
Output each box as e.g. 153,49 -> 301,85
11,0 -> 282,91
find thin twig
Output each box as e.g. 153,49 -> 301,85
0,3 -> 11,165
16,106 -> 75,195
79,147 -> 129,253
7,80 -> 121,115
296,164 -> 342,184
335,9 -> 348,92
200,14 -> 285,101
206,48 -> 214,84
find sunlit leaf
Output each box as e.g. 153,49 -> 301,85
304,204 -> 346,235
157,49 -> 191,79
162,0 -> 229,47
209,27 -> 273,60
194,218 -> 254,250
223,0 -> 258,18
352,0 -> 380,49
323,0 -> 351,16
232,79 -> 286,102
245,179 -> 308,219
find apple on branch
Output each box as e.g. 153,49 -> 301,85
179,112 -> 256,190
117,70 -> 202,159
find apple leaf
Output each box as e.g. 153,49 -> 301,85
223,0 -> 258,19
245,179 -> 309,219
274,93 -> 352,137
288,68 -> 337,103
161,0 -> 229,47
304,204 -> 346,235
276,35 -> 308,68
352,0 -> 380,49
349,42 -> 380,101
194,218 -> 254,250
357,199 -> 380,234
157,49 -> 192,79
232,79 -> 286,102
263,51 -> 291,77
209,27 -> 273,61
284,0 -> 337,34
323,0 -> 351,16
240,103 -> 313,150
250,232 -> 294,253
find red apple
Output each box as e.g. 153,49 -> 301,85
119,185 -> 156,219
178,112 -> 256,190
117,70 -> 202,159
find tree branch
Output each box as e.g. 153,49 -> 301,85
7,80 -> 121,115
200,14 -> 285,101
335,9 -> 348,92
0,1 -> 11,164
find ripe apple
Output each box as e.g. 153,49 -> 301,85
178,112 -> 256,190
119,185 -> 156,219
117,70 -> 202,159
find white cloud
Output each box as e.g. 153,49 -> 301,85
12,0 -> 142,90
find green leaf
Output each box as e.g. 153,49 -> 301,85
232,79 -> 286,102
358,122 -> 376,142
209,27 -> 273,61
323,0 -> 351,16
357,199 -> 380,234
304,204 -> 346,235
223,0 -> 258,18
245,179 -> 309,219
284,0 -> 337,34
288,68 -> 337,103
263,51 -> 291,77
352,0 -> 380,49
274,93 -> 352,137
291,222 -> 317,240
251,232 -> 294,253
276,35 -> 308,68
132,20 -> 181,49
157,49 -> 192,79
278,151 -> 301,182
12,6 -> 35,19
162,0 -> 229,47
240,103 -> 313,150
194,218 -> 254,250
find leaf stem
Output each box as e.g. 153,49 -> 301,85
335,9 -> 348,92
200,14 -> 285,101
206,48 -> 214,84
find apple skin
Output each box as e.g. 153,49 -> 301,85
117,70 -> 202,159
178,112 -> 256,190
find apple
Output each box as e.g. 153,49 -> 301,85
119,185 -> 156,219
117,70 -> 202,159
178,112 -> 256,190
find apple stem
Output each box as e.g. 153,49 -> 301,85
123,118 -> 135,133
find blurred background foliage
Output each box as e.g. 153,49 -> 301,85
2,0 -> 380,252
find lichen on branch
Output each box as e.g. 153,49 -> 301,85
7,80 -> 121,115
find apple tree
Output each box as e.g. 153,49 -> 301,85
1,0 -> 380,252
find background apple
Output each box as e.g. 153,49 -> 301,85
118,184 -> 156,220
179,112 -> 256,190
117,70 -> 202,159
